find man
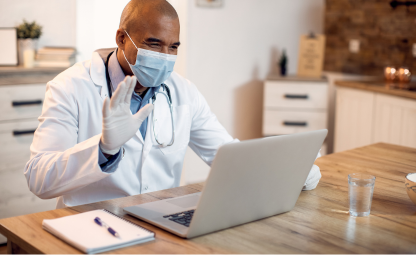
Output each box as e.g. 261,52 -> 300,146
24,0 -> 321,209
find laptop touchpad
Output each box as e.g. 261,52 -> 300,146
166,194 -> 200,208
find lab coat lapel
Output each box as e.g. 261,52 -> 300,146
141,89 -> 171,165
141,108 -> 155,166
90,51 -> 109,99
134,114 -> 145,144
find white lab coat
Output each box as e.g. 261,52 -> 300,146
24,51 -> 321,209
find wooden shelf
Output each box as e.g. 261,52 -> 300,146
267,73 -> 327,82
0,66 -> 66,75
0,66 -> 66,86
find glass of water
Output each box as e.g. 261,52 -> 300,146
348,173 -> 376,217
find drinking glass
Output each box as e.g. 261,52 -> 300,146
348,173 -> 376,217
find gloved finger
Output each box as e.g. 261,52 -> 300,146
102,96 -> 111,118
124,76 -> 136,104
110,81 -> 126,109
113,76 -> 131,108
133,103 -> 153,122
119,76 -> 131,102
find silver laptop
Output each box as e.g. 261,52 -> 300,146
124,129 -> 327,238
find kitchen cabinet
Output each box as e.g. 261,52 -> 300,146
334,87 -> 374,153
0,67 -> 64,244
373,93 -> 416,148
334,81 -> 416,152
263,76 -> 328,154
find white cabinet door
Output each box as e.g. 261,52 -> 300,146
264,81 -> 328,109
263,110 -> 327,135
334,88 -> 375,152
0,119 -> 39,172
0,119 -> 56,244
0,84 -> 45,121
373,94 -> 416,148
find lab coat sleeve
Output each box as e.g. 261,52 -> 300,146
188,88 -> 239,166
24,81 -> 113,199
302,151 -> 322,190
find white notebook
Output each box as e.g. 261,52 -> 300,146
42,209 -> 154,254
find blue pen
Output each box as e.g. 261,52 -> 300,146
94,217 -> 120,238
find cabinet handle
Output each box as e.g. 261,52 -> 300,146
284,94 -> 308,99
13,129 -> 36,136
283,121 -> 307,126
12,100 -> 43,107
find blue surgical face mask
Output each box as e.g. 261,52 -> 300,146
122,30 -> 177,87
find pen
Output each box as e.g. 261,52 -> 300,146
94,217 -> 120,238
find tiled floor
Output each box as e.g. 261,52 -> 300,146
0,244 -> 7,254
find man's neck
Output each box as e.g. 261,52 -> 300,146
135,87 -> 149,96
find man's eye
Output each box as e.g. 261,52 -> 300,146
150,44 -> 160,47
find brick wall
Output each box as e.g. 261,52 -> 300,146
324,0 -> 416,75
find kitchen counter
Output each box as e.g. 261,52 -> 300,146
334,79 -> 416,152
335,80 -> 416,100
0,66 -> 66,85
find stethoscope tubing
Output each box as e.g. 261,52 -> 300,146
152,91 -> 175,147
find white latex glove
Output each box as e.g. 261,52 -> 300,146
100,76 -> 153,155
303,164 -> 322,190
302,151 -> 322,190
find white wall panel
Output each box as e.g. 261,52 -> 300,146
0,0 -> 76,48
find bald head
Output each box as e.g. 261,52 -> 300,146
120,0 -> 178,31
115,0 -> 180,89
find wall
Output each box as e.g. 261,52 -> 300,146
76,0 -> 130,62
0,0 -> 76,48
324,0 -> 416,75
181,0 -> 325,184
75,0 -> 189,76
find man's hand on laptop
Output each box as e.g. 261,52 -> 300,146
100,76 -> 153,155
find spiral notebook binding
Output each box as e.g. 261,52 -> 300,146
103,209 -> 155,236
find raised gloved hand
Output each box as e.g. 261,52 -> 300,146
100,76 -> 153,155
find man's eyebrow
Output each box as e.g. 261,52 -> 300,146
145,37 -> 163,43
145,38 -> 180,46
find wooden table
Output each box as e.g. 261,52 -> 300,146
1,143 -> 416,253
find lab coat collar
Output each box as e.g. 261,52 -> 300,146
90,48 -> 116,98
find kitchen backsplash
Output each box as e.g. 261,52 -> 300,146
324,0 -> 416,76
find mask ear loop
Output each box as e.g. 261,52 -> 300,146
121,49 -> 132,65
121,30 -> 139,66
124,30 -> 139,50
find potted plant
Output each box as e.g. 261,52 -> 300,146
16,20 -> 42,67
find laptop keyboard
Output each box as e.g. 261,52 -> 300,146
163,209 -> 195,227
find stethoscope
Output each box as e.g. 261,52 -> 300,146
104,51 -> 175,147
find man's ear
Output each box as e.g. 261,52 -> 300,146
116,29 -> 126,50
